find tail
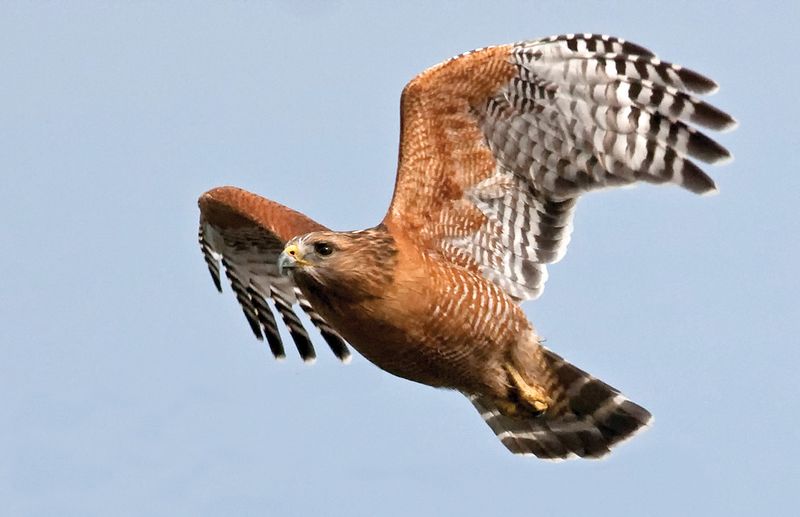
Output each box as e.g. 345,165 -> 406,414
468,348 -> 652,460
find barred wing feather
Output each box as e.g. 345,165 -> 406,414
198,186 -> 351,362
385,34 -> 734,301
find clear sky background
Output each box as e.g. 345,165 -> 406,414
2,2 -> 797,516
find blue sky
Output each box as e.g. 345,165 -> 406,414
1,2 -> 797,516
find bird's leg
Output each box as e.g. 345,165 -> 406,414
504,363 -> 551,416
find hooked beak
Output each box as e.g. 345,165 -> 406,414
278,243 -> 309,276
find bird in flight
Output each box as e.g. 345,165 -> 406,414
198,34 -> 734,460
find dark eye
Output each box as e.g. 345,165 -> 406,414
314,242 -> 333,256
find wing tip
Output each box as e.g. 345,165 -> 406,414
692,102 -> 737,132
209,270 -> 223,292
700,185 -> 720,197
618,38 -> 656,58
719,115 -> 739,133
703,81 -> 720,96
713,150 -> 734,166
679,67 -> 719,95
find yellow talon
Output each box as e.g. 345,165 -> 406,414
505,364 -> 551,414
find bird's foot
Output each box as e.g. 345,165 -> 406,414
505,363 -> 551,416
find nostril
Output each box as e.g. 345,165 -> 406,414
288,249 -> 295,256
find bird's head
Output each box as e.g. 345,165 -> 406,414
278,228 -> 398,301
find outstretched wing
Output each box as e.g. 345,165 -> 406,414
384,34 -> 735,300
198,186 -> 350,362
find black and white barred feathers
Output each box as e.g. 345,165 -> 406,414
458,34 -> 735,300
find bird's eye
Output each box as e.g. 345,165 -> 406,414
314,242 -> 333,256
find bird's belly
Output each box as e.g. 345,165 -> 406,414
346,327 -> 465,389
320,298 -> 511,394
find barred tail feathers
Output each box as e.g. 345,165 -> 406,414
469,348 -> 652,460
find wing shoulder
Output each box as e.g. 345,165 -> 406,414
199,186 -> 327,241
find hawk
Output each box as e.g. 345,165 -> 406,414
198,34 -> 734,460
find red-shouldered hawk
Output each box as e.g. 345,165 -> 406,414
198,34 -> 734,460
